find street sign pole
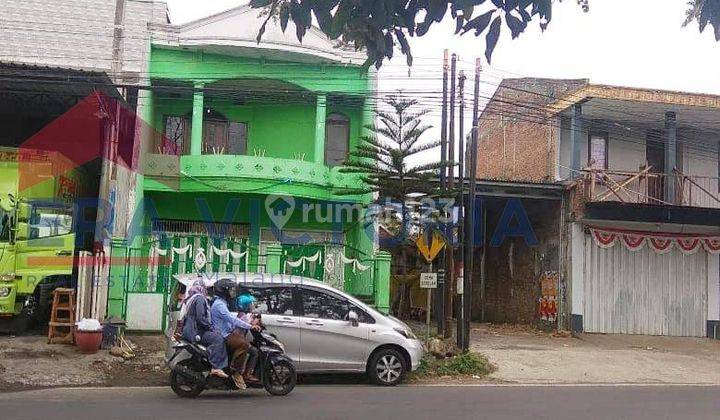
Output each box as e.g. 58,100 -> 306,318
426,262 -> 432,340
420,269 -> 438,342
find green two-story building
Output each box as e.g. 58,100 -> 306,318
107,6 -> 390,330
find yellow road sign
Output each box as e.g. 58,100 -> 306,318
416,231 -> 446,263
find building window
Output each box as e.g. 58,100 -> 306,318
325,113 -> 350,167
228,122 -> 248,155
588,131 -> 609,169
161,116 -> 188,155
202,108 -> 247,155
161,109 -> 247,156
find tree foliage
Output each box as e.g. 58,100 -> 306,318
684,0 -> 720,40
339,95 -> 445,199
337,96 -> 448,238
249,0 -> 718,68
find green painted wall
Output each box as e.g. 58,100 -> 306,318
112,44 -> 384,324
152,99 -> 363,163
149,47 -> 369,94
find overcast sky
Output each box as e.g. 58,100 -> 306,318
163,0 -> 720,163
164,0 -> 719,91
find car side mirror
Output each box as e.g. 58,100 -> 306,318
16,203 -> 30,222
348,310 -> 359,327
15,222 -> 29,241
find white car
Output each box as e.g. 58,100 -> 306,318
172,272 -> 424,386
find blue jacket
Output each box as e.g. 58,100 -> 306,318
210,297 -> 253,338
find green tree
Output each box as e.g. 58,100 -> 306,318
336,95 -> 448,317
337,95 -> 447,239
343,97 -> 442,191
250,0 -> 719,68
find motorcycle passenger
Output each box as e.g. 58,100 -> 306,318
180,280 -> 229,378
236,293 -> 261,384
210,279 -> 260,390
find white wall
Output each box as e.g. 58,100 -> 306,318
570,223 -> 585,316
608,134 -> 646,172
558,117 -> 572,179
709,254 -> 720,322
684,145 -> 719,178
557,120 -> 718,178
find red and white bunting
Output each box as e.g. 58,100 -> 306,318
703,238 -> 720,254
592,230 -> 617,249
621,233 -> 646,251
590,227 -> 720,255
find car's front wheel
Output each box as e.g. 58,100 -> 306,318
368,348 -> 406,386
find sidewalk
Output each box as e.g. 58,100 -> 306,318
471,323 -> 720,384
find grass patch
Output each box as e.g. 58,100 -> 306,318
412,352 -> 494,379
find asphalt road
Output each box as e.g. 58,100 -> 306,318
1,385 -> 718,420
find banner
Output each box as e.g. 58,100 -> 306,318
590,227 -> 720,255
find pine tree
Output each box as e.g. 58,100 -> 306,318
338,95 -> 450,317
338,95 -> 449,242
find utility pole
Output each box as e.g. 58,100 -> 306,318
456,69 -> 466,347
462,58 -> 481,352
436,50 -> 449,336
444,53 -> 457,339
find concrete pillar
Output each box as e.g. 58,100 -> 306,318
570,103 -> 584,175
314,94 -> 327,164
665,111 -> 677,203
265,243 -> 283,274
372,251 -> 391,314
361,97 -> 374,138
190,83 -> 204,156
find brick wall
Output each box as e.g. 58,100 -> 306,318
475,78 -> 588,183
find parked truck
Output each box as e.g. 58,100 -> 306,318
0,147 -> 93,332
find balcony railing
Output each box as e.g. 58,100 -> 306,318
143,153 -> 365,198
581,167 -> 720,209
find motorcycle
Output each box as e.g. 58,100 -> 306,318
168,327 -> 296,398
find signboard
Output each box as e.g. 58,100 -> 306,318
415,231 -> 446,263
420,273 -> 437,289
437,268 -> 445,283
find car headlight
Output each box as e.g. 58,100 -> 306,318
0,273 -> 14,282
394,327 -> 417,340
0,287 -> 10,298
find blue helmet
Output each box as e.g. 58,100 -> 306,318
237,294 -> 257,311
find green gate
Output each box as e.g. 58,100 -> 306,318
108,220 -> 252,331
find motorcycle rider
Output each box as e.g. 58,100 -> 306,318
210,278 -> 260,390
236,293 -> 261,384
180,280 -> 228,378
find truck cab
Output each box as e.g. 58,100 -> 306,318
0,150 -> 82,332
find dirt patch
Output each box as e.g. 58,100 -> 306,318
471,322 -> 720,384
0,333 -> 169,392
3,349 -> 60,359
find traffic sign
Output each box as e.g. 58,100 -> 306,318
420,273 -> 438,289
416,231 -> 446,263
